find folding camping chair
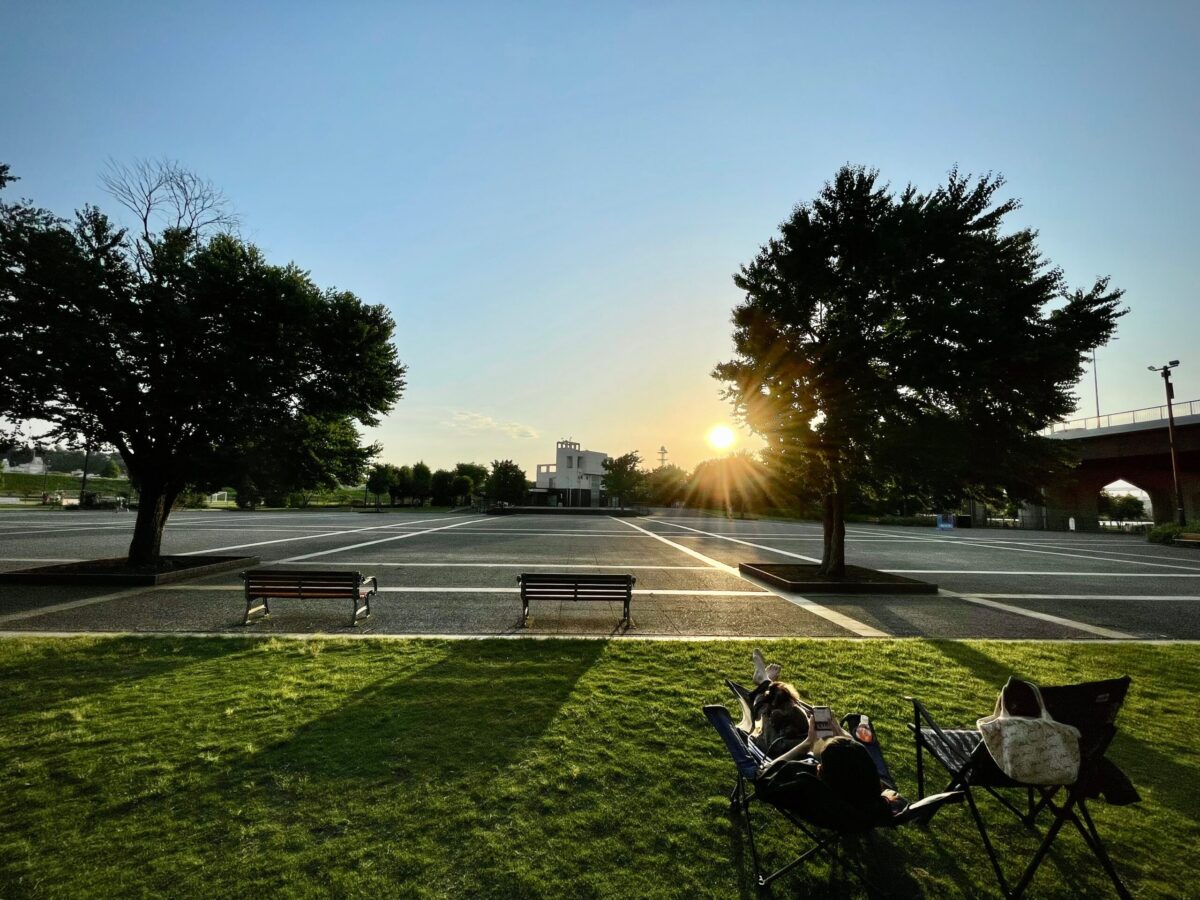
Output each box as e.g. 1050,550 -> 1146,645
908,676 -> 1138,898
706,680 -> 963,892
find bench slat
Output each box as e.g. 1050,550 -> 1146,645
241,569 -> 376,626
517,571 -> 634,624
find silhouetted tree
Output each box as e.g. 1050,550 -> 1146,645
644,464 -> 689,507
686,452 -> 774,517
411,462 -> 432,507
431,469 -> 455,506
452,474 -> 473,505
390,465 -> 413,506
602,451 -> 647,507
454,462 -> 489,488
716,166 -> 1125,574
367,464 -> 394,510
0,162 -> 405,562
486,460 -> 527,505
1099,493 -> 1145,522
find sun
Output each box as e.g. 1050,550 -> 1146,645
706,425 -> 736,451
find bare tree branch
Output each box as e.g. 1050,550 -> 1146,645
100,157 -> 239,244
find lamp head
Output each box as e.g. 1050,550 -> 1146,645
1169,360 -> 1180,367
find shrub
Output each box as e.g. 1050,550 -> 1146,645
876,515 -> 936,527
1148,523 -> 1185,544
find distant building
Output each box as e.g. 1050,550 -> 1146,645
532,440 -> 612,507
1,456 -> 47,475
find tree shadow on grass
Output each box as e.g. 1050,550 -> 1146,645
0,636 -> 254,714
234,638 -> 608,784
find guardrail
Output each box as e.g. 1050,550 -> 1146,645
1043,399 -> 1200,435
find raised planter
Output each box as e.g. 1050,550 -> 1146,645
739,562 -> 937,594
0,555 -> 259,586
486,506 -> 643,517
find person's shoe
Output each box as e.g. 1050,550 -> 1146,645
752,648 -> 782,684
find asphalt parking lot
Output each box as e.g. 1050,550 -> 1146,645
1,508 -> 1198,640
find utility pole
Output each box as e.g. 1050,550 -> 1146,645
1148,360 -> 1186,526
658,445 -> 668,468
1092,349 -> 1101,421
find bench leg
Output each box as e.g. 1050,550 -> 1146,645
623,597 -> 630,623
243,597 -> 268,626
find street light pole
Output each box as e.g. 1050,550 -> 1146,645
1148,361 -> 1186,526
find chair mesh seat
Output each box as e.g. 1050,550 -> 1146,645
919,727 -> 981,769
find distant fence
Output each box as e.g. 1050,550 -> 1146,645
1043,399 -> 1200,435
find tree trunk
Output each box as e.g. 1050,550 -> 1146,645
818,491 -> 847,577
127,480 -> 179,565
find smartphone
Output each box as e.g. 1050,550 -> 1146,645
811,705 -> 836,738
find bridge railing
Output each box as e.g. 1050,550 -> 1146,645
1043,398 -> 1200,434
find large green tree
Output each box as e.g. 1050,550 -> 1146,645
486,460 -> 527,505
601,451 -> 647,507
430,469 -> 455,506
644,463 -> 689,507
715,166 -> 1125,575
0,163 -> 405,563
453,462 -> 489,489
411,462 -> 432,507
223,416 -> 378,510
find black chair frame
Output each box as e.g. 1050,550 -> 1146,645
908,679 -> 1134,899
707,681 -> 962,893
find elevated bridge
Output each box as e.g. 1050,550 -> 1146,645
1038,399 -> 1200,529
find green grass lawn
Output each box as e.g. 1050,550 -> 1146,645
0,638 -> 1195,898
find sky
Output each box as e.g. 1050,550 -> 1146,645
3,1 -> 1198,476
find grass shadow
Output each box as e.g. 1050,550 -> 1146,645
0,636 -> 253,714
235,638 -> 607,783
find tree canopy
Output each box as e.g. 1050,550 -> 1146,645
0,163 -> 405,562
430,469 -> 455,506
601,452 -> 646,507
715,166 -> 1125,574
486,460 -> 527,505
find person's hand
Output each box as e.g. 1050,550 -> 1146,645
804,707 -> 816,737
831,717 -> 849,738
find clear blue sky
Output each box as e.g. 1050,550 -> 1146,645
4,1 -> 1198,474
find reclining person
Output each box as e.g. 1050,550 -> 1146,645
749,650 -> 904,821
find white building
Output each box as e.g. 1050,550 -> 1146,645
0,456 -> 47,475
532,440 -> 611,507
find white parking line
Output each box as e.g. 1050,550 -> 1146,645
886,570 -> 1200,577
0,558 -> 84,563
181,515 -> 462,555
941,590 -> 1134,639
850,529 -> 1200,572
167,585 -> 770,597
613,517 -> 886,637
276,562 -> 715,569
279,517 -> 489,562
653,519 -> 823,563
966,594 -> 1200,601
0,586 -> 154,625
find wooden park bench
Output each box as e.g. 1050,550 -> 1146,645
517,572 -> 635,625
241,569 -> 378,626
1176,532 -> 1200,548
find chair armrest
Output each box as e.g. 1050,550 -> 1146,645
891,790 -> 965,826
906,790 -> 964,812
361,575 -> 378,594
906,696 -> 961,749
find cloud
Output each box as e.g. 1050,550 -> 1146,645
444,411 -> 539,440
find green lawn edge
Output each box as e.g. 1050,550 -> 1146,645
1,637 -> 1195,898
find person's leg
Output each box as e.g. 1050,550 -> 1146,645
752,648 -> 781,684
843,713 -> 896,790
